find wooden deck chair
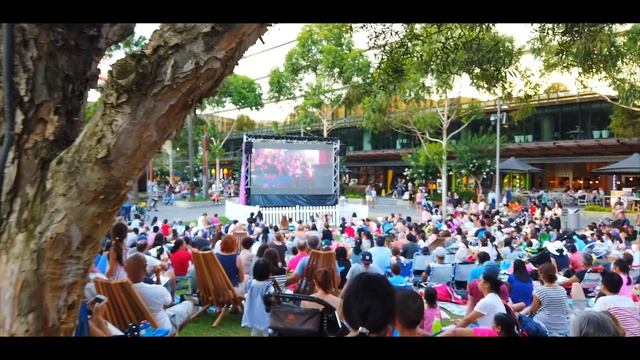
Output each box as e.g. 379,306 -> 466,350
233,231 -> 248,253
296,250 -> 340,296
94,278 -> 160,332
191,250 -> 245,327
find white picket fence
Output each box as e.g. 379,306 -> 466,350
258,205 -> 339,226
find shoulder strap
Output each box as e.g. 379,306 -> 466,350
503,301 -> 526,336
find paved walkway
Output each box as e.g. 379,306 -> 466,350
143,197 -> 636,229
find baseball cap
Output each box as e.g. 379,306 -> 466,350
433,247 -> 447,258
360,251 -> 373,264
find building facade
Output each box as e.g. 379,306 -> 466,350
222,90 -> 640,194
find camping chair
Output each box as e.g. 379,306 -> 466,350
412,253 -> 433,275
400,260 -> 413,278
427,264 -> 455,286
453,263 -> 476,289
191,250 -> 245,327
297,250 -> 340,296
94,278 -> 161,332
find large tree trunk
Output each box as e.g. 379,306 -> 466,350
0,23 -> 268,336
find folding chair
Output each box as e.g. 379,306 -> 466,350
412,253 -> 433,275
94,278 -> 161,332
297,250 -> 340,295
400,260 -> 413,278
453,263 -> 476,289
427,264 -> 455,286
192,250 -> 245,327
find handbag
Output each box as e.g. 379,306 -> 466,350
264,292 -> 343,337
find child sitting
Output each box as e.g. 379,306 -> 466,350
394,290 -> 426,336
241,259 -> 274,336
422,286 -> 442,335
388,263 -> 407,287
390,247 -> 406,265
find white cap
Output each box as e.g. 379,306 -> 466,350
433,247 -> 447,258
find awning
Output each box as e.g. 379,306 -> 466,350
498,156 -> 543,173
593,153 -> 640,174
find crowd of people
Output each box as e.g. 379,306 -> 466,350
83,193 -> 640,337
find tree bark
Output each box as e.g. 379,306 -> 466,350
0,23 -> 268,336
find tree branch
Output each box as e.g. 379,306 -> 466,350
597,92 -> 640,112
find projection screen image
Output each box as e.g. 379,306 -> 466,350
250,142 -> 334,195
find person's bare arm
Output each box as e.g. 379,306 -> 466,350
106,250 -> 116,279
559,275 -> 579,286
523,294 -> 541,316
440,327 -> 475,337
455,311 -> 484,328
236,255 -> 245,283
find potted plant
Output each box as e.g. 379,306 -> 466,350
601,129 -> 610,138
592,130 -> 601,139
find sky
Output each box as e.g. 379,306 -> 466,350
89,23 -> 616,122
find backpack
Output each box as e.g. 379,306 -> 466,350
518,313 -> 548,337
502,302 -> 549,337
432,284 -> 467,305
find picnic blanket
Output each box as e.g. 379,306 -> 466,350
437,301 -> 467,317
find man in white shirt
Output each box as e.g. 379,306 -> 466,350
130,214 -> 142,231
592,271 -> 639,337
125,253 -> 200,334
344,251 -> 383,286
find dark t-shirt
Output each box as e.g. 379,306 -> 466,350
269,242 -> 288,268
322,229 -> 333,242
402,242 -> 420,259
337,258 -> 351,289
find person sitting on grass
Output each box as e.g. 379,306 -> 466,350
440,313 -> 519,337
592,270 -> 639,337
422,286 -> 442,335
455,268 -> 506,329
340,272 -> 396,337
388,263 -> 407,287
394,290 -> 427,337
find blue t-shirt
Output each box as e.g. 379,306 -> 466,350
507,274 -> 533,306
468,265 -> 485,283
389,275 -> 407,286
468,262 -> 500,282
369,246 -> 392,272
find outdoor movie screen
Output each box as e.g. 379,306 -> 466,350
250,142 -> 334,195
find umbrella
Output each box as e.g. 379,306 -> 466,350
593,153 -> 640,174
498,157 -> 543,173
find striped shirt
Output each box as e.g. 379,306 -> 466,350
533,285 -> 570,334
593,295 -> 640,337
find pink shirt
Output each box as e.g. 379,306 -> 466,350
472,328 -> 499,337
422,305 -> 441,335
287,252 -> 309,290
618,273 -> 633,298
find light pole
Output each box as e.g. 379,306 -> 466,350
490,98 -> 507,208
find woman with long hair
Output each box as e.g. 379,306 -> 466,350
507,259 -> 533,307
107,222 -> 128,280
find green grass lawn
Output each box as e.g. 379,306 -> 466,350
178,307 -> 463,336
179,312 -> 250,336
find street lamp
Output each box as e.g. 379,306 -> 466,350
490,99 -> 508,208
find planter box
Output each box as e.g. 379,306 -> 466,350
592,130 -> 601,139
526,135 -> 533,142
601,130 -> 610,138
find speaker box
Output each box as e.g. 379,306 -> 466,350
244,141 -> 253,154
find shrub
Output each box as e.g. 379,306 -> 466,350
457,190 -> 476,203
